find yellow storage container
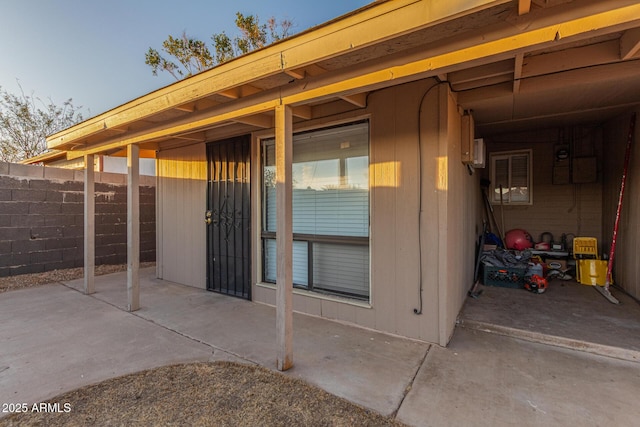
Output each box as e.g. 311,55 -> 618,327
573,237 -> 599,259
577,259 -> 609,286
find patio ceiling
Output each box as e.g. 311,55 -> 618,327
47,0 -> 640,158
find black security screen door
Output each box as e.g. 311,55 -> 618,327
206,135 -> 251,299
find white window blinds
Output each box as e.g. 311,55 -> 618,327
262,121 -> 370,299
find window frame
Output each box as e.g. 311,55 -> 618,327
258,119 -> 371,301
489,149 -> 533,205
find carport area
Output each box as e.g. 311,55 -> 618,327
452,13 -> 640,367
459,280 -> 640,362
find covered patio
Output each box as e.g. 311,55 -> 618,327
1,268 -> 639,425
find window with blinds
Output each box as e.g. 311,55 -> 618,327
490,149 -> 532,205
261,121 -> 370,300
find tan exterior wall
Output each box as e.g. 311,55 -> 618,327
603,110 -> 640,299
254,81 -> 478,344
484,129 -> 603,247
441,89 -> 479,345
156,144 -> 207,289
156,79 -> 479,344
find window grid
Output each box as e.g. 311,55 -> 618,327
490,149 -> 532,205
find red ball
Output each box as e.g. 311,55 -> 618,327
505,229 -> 533,250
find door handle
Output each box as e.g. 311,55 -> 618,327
205,210 -> 212,225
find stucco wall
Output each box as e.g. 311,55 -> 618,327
0,162 -> 156,277
602,110 -> 640,299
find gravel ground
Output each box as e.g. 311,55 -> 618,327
0,362 -> 404,427
0,263 -> 156,294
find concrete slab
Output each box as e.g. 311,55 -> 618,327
63,268 -> 429,417
459,281 -> 640,362
397,328 -> 640,427
0,283 -> 214,407
6,269 -> 640,426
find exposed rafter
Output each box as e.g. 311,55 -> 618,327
284,63 -> 327,80
292,106 -> 313,120
620,27 -> 640,60
53,1 -> 640,159
339,93 -> 368,108
106,126 -> 128,134
173,134 -> 207,142
219,84 -> 262,99
518,0 -> 532,15
449,60 -> 513,86
174,102 -> 196,113
513,53 -> 524,93
232,114 -> 273,129
284,69 -> 305,79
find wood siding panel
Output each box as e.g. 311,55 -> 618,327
603,111 -> 640,298
251,79 -> 471,344
369,86 -> 398,334
157,144 -> 207,289
443,89 -> 477,345
485,135 -> 603,246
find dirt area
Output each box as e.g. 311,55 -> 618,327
0,362 -> 404,426
0,263 -> 155,294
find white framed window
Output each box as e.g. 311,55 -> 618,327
490,149 -> 532,205
261,120 -> 370,300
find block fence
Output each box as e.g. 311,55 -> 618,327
0,161 -> 156,277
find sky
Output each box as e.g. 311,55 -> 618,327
0,0 -> 372,118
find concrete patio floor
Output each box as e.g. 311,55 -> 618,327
2,267 -> 640,426
459,280 -> 640,362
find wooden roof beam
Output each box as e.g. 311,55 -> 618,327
105,126 -> 128,134
449,60 -> 514,86
513,53 -> 524,93
339,93 -> 368,108
522,40 -> 620,78
620,28 -> 640,60
284,64 -> 327,80
64,3 -> 640,159
174,102 -> 196,113
292,106 -> 312,120
219,84 -> 262,99
233,114 -> 273,129
173,134 -> 207,142
518,0 -> 532,15
46,0 -> 572,150
285,69 -> 306,80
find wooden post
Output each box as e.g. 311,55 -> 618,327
275,104 -> 293,371
83,154 -> 95,295
127,144 -> 140,312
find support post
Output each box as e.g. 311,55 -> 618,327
275,104 -> 293,371
83,154 -> 95,295
127,144 -> 140,312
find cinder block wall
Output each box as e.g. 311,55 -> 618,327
0,162 -> 156,277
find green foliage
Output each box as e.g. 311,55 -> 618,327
145,32 -> 214,80
0,85 -> 84,162
146,12 -> 294,80
234,12 -> 267,54
211,32 -> 235,64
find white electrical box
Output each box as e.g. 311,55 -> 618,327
473,138 -> 485,168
